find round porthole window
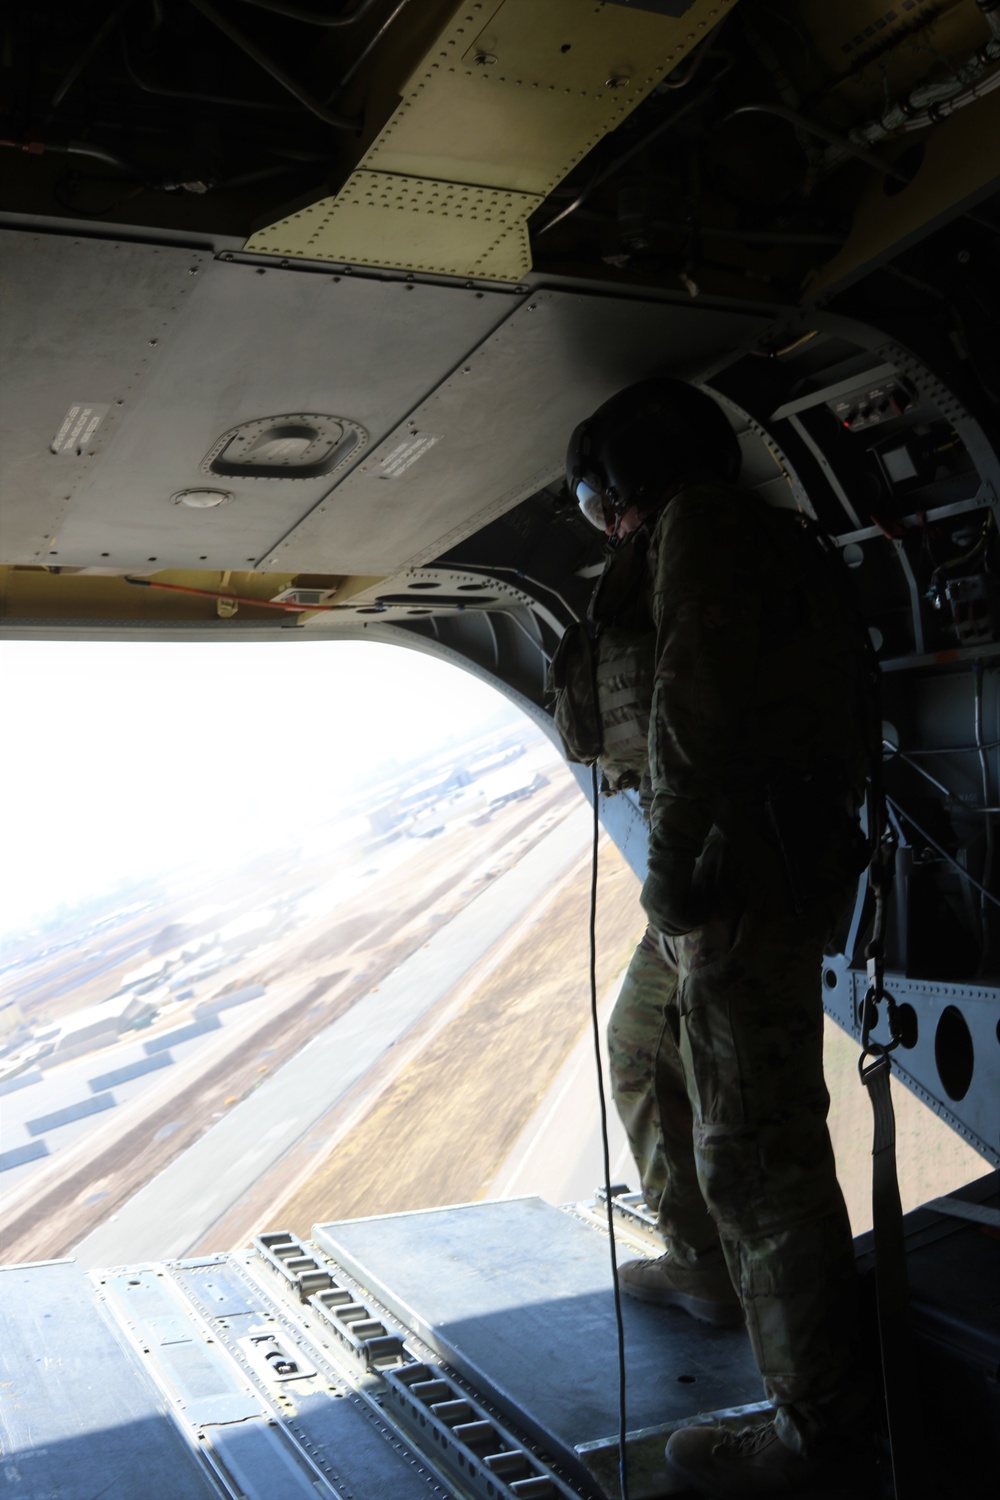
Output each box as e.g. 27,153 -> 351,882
934,1005 -> 974,1102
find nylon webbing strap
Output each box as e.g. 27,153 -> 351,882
861,1055 -> 927,1499
926,1197 -> 1000,1230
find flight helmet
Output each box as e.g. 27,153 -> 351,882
566,378 -> 742,529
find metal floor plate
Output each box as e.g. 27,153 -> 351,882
0,1255 -> 457,1500
0,1259 -> 220,1500
313,1197 -> 762,1477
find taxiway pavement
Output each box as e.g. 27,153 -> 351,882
74,803 -> 594,1265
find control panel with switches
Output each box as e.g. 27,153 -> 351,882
828,380 -> 913,431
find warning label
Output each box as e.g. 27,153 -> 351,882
378,433 -> 440,478
51,402 -> 110,457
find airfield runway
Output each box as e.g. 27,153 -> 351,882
74,802 -> 603,1264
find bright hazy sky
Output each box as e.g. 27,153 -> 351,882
1,638 -> 530,935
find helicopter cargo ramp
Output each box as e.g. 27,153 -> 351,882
3,1182 -> 999,1499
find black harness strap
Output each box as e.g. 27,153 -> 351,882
860,1054 -> 927,1498
859,758 -> 929,1499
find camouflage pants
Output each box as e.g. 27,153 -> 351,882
608,833 -> 864,1453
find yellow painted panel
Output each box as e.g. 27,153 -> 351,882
367,0 -> 740,195
245,0 -> 740,279
245,172 -> 538,280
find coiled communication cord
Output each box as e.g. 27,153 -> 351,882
589,762 -> 629,1499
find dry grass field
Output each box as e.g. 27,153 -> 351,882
2,781 -> 585,1263
271,836 -> 645,1236
267,860 -> 989,1244
5,775 -> 987,1265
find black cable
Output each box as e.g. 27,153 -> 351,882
589,761 -> 628,1499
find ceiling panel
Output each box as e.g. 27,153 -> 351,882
0,233 -> 517,571
2,231 -> 772,578
267,287 -> 772,574
0,231 -> 208,565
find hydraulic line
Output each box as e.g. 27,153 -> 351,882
888,745 -> 962,802
120,33 -> 302,112
124,577 -> 548,664
123,575 -> 364,611
185,0 -> 361,129
721,104 -> 911,185
885,740 -> 999,812
26,139 -> 143,174
121,0 -> 409,111
335,0 -> 412,92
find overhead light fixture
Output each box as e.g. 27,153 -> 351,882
172,488 -> 232,508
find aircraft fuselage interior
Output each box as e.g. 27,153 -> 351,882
1,2 -> 999,1497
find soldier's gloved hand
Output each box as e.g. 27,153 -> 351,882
641,837 -> 706,937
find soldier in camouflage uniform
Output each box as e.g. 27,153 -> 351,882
562,381 -> 876,1497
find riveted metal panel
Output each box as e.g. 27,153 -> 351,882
248,172 -> 538,281
101,1267 -> 264,1427
0,1260 -> 221,1500
265,287 -> 769,574
822,957 -> 1000,1166
0,237 -> 517,571
0,231 -> 208,564
169,1258 -> 452,1499
313,1197 -> 762,1489
370,0 -> 737,197
245,0 -> 741,278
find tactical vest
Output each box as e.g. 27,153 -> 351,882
547,529 -> 656,792
548,490 -> 879,803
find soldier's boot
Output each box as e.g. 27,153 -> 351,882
616,1251 -> 743,1326
664,1421 -> 878,1498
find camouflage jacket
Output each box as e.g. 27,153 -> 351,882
645,483 -> 875,856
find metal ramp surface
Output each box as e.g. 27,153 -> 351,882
5,1185 -> 998,1499
313,1196 -> 763,1487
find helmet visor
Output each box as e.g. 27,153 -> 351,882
574,476 -> 611,530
